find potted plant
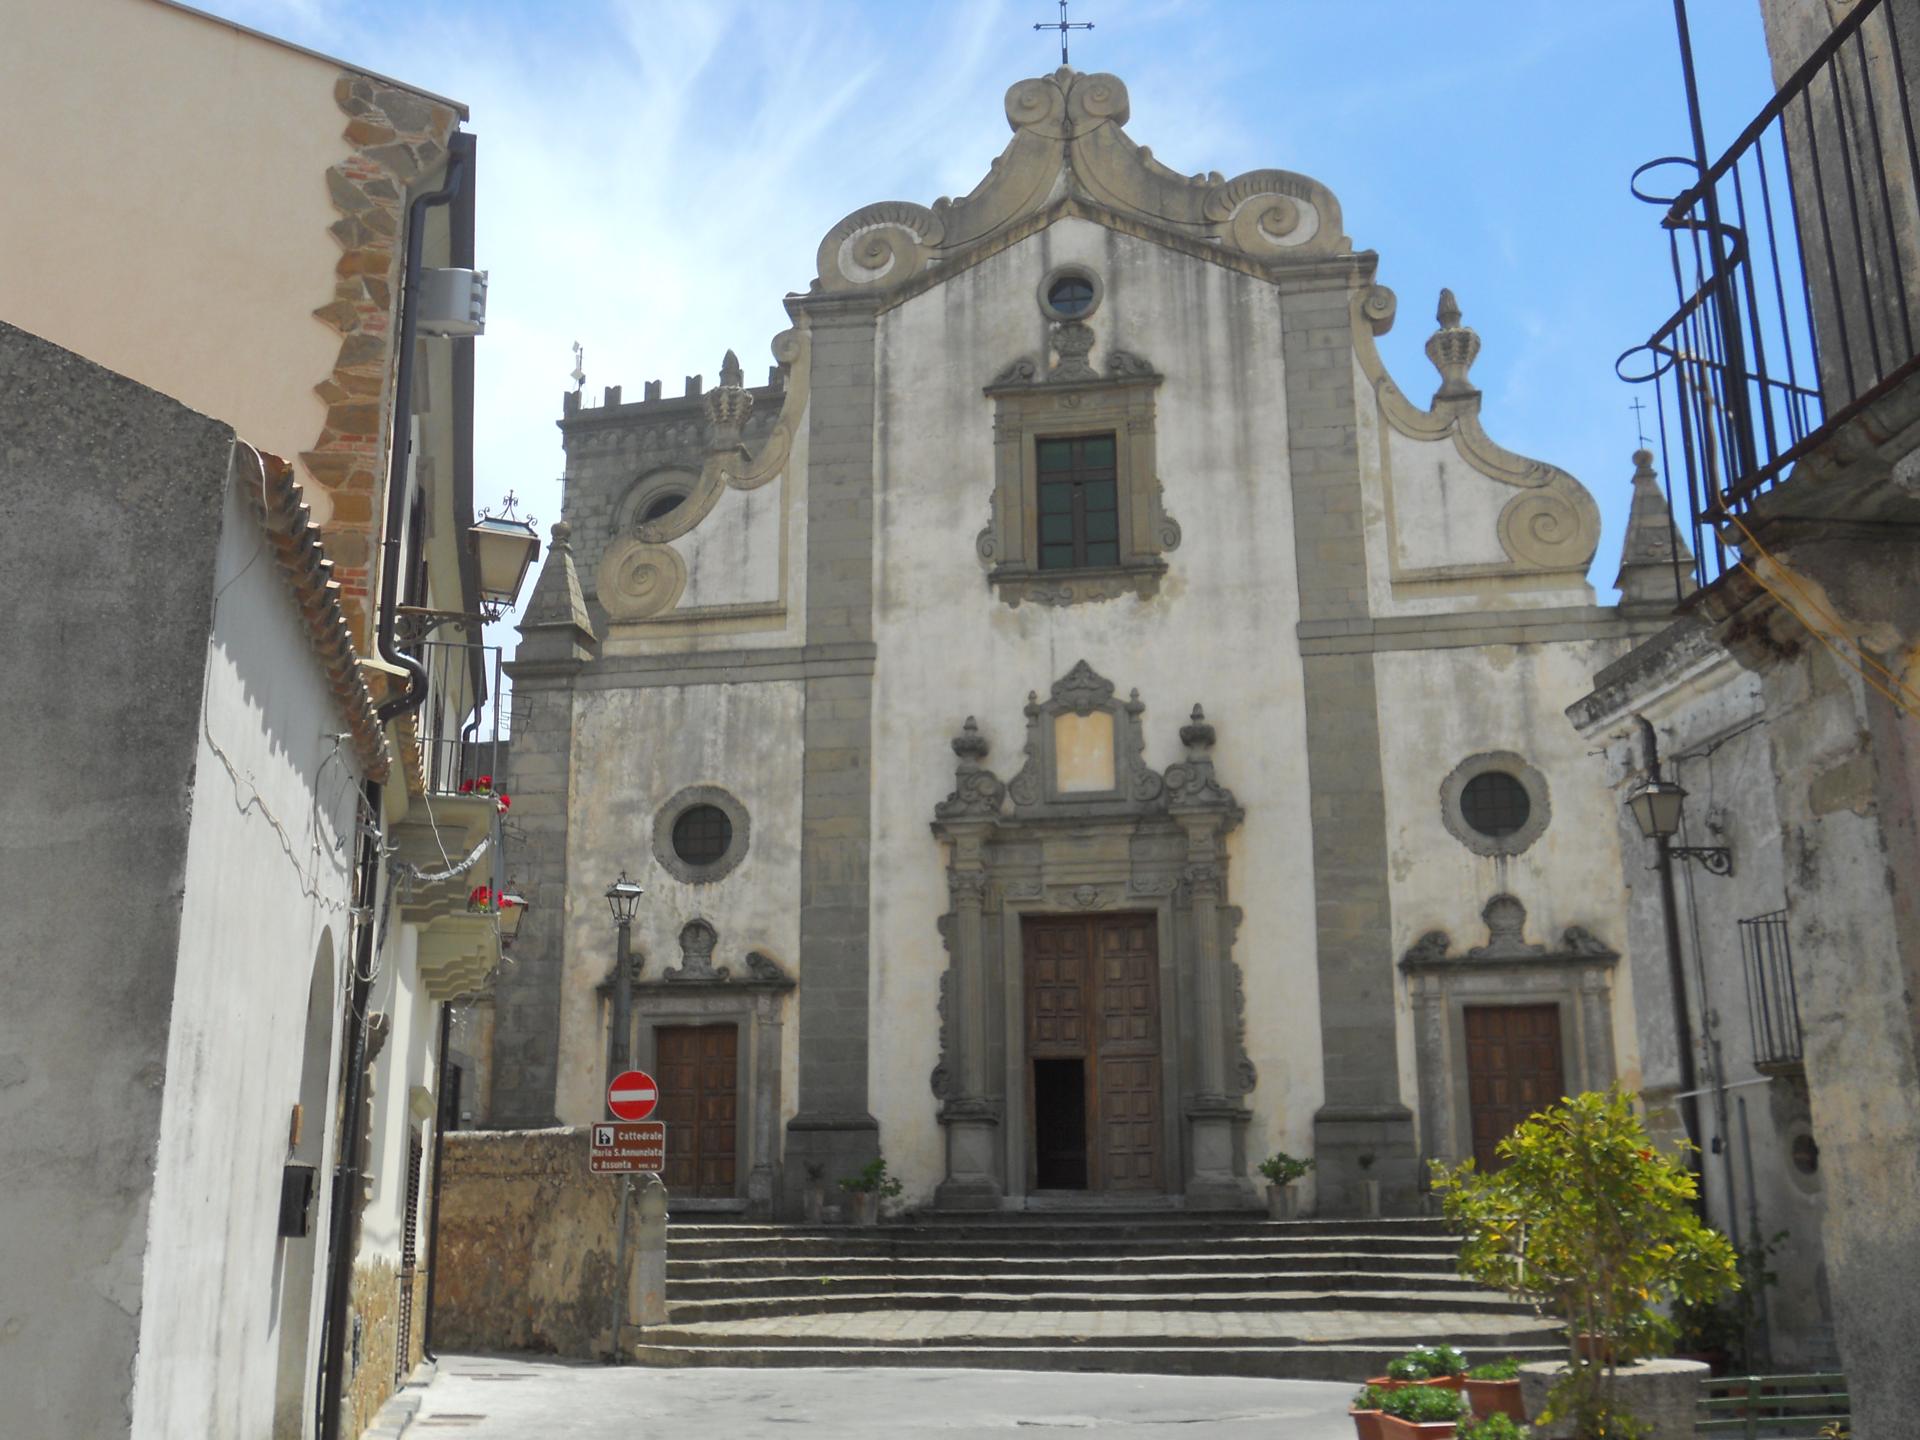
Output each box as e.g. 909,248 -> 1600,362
1369,1345 -> 1468,1392
1351,1383 -> 1392,1440
1359,1150 -> 1381,1217
1464,1356 -> 1526,1421
1457,1414 -> 1529,1440
459,775 -> 511,813
838,1157 -> 903,1226
801,1161 -> 827,1224
1431,1087 -> 1740,1438
1376,1383 -> 1468,1439
1257,1150 -> 1314,1219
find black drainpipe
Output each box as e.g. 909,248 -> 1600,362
420,998 -> 455,1361
317,134 -> 471,1440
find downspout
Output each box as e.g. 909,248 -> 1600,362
375,132 -> 474,724
421,998 -> 455,1362
318,134 -> 471,1440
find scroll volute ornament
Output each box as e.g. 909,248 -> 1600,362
813,68 -> 1348,294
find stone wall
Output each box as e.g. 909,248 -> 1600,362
344,1257 -> 401,1438
431,1128 -> 625,1357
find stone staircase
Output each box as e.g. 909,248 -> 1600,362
631,1212 -> 1562,1380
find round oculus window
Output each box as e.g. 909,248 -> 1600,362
1459,771 -> 1532,839
1046,276 -> 1096,317
641,491 -> 687,523
671,804 -> 733,867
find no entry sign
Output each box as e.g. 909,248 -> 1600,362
607,1068 -> 659,1121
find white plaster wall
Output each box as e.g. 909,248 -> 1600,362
0,0 -> 353,493
1354,353 -> 1598,616
361,924 -> 441,1266
676,477 -> 787,610
867,218 -> 1323,1205
129,480 -> 361,1438
552,681 -> 805,1124
1374,639 -> 1646,1144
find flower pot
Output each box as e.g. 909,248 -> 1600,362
1375,1417 -> 1457,1440
1349,1406 -> 1386,1440
848,1191 -> 878,1227
1571,1331 -> 1615,1365
1361,1177 -> 1381,1217
1366,1377 -> 1462,1394
1266,1183 -> 1297,1220
802,1186 -> 824,1224
1464,1378 -> 1526,1421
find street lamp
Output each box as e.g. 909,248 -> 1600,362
604,872 -> 645,1106
469,492 -> 542,622
1626,716 -> 1730,1209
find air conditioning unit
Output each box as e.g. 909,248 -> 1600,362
417,267 -> 488,337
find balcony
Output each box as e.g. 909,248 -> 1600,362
1622,0 -> 1920,586
1739,909 -> 1805,1076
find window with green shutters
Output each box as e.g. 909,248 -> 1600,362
1036,433 -> 1121,570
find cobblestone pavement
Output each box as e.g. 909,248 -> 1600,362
413,1355 -> 1360,1438
653,1305 -> 1556,1344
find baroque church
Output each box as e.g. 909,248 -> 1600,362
489,66 -> 1678,1218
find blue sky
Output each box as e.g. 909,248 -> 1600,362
201,0 -> 1779,609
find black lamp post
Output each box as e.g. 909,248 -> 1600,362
1626,715 -> 1732,1209
605,872 -> 645,1107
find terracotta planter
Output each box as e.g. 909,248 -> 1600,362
1366,1377 -> 1463,1393
1375,1417 -> 1456,1440
1267,1183 -> 1297,1220
1464,1377 -> 1526,1421
1571,1332 -> 1615,1365
1349,1406 -> 1386,1440
802,1187 -> 824,1224
847,1191 -> 878,1227
1361,1177 -> 1382,1217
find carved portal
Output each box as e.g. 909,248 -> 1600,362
1399,896 -> 1619,1167
930,660 -> 1254,1210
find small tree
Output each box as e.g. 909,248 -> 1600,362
1431,1087 -> 1739,1438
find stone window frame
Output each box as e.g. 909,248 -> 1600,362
652,784 -> 751,884
1439,750 -> 1551,857
1037,263 -> 1104,323
977,370 -> 1178,608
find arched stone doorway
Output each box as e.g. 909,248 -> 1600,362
273,934 -> 339,1439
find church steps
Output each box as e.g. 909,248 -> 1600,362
627,1341 -> 1565,1382
664,1287 -> 1528,1324
668,1270 -> 1486,1301
666,1251 -> 1463,1281
637,1326 -> 1561,1354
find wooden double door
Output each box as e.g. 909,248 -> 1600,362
656,1024 -> 738,1197
1464,1004 -> 1565,1169
1024,913 -> 1162,1192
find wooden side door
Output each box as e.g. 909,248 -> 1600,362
656,1024 -> 739,1196
1093,913 -> 1161,1190
1464,1004 -> 1565,1169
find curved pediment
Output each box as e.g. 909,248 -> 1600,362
814,68 -> 1349,296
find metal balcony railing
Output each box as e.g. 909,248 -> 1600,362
1739,909 -> 1805,1074
1621,0 -> 1920,586
407,638 -> 506,798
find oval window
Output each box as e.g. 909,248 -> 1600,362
1047,276 -> 1096,317
671,804 -> 733,866
1459,771 -> 1531,838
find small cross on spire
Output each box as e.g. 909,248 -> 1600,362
1629,396 -> 1651,450
1034,0 -> 1092,66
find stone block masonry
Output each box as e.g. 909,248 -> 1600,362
1281,281 -> 1417,1214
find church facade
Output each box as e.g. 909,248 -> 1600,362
492,67 -> 1670,1217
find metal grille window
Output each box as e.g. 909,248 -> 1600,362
1740,909 -> 1804,1072
672,805 -> 733,867
1460,771 -> 1532,838
1036,434 -> 1120,570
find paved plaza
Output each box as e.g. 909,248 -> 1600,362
409,1355 -> 1358,1438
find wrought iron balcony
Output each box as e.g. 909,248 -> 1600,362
1621,0 -> 1920,586
406,637 -> 507,798
1739,909 -> 1805,1075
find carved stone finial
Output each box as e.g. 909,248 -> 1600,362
1425,287 -> 1481,401
952,715 -> 990,764
703,352 -> 755,453
1180,703 -> 1215,753
1615,448 -> 1697,612
1467,893 -> 1545,960
550,520 -> 573,548
664,918 -> 729,982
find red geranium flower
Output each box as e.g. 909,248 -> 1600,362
496,794 -> 512,813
